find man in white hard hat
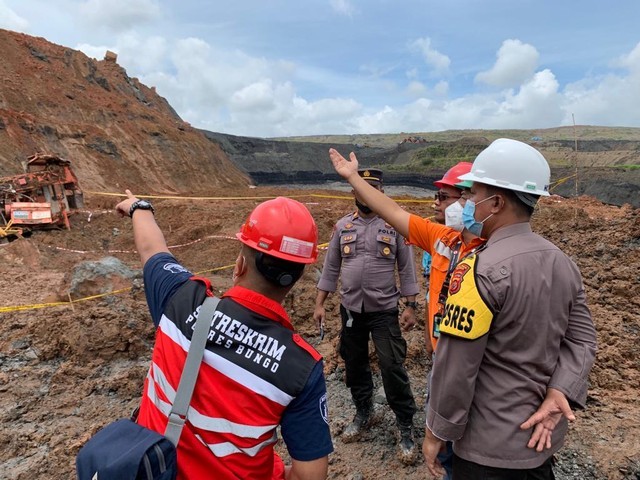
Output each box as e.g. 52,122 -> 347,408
418,138 -> 597,479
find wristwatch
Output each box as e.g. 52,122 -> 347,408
129,199 -> 155,217
405,301 -> 417,310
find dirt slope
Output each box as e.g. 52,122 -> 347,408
0,188 -> 638,479
0,29 -> 248,194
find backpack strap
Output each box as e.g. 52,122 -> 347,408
164,296 -> 220,446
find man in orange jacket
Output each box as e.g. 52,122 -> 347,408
419,162 -> 484,356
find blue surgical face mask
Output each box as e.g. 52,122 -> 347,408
462,196 -> 496,237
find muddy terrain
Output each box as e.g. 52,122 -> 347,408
1,186 -> 639,479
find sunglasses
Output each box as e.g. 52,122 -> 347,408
434,191 -> 462,202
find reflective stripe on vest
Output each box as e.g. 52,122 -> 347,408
196,431 -> 278,458
145,363 -> 279,458
158,314 -> 294,406
434,239 -> 453,259
439,253 -> 493,340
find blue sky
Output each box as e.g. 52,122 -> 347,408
2,0 -> 639,137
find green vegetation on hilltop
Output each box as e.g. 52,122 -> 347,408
274,126 -> 640,148
412,144 -> 477,169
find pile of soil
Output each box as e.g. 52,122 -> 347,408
1,186 -> 638,479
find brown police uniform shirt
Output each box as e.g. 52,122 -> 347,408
317,211 -> 419,312
427,222 -> 597,469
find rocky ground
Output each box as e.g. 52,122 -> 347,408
1,185 -> 639,479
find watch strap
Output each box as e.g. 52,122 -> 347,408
129,199 -> 154,217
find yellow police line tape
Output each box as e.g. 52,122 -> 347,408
4,189 -> 422,312
0,264 -> 236,313
41,234 -> 240,255
85,191 -> 434,204
549,174 -> 577,191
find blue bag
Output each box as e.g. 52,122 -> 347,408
76,296 -> 220,480
76,419 -> 177,480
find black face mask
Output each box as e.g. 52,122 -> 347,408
355,199 -> 373,214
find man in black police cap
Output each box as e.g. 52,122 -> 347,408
314,167 -> 421,464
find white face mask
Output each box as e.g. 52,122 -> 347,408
444,200 -> 464,231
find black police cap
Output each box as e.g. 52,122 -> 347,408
358,168 -> 383,185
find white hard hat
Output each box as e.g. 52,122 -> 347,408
459,138 -> 550,196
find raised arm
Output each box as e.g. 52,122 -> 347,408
329,148 -> 411,238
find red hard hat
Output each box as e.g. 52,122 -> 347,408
433,162 -> 473,189
236,197 -> 318,264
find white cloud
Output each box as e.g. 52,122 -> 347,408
2,1 -> 640,137
406,81 -> 427,97
475,39 -> 539,88
79,0 -> 161,32
612,41 -> 640,73
563,70 -> 640,127
230,80 -> 280,112
125,36 -> 363,137
330,0 -> 355,17
433,81 -> 449,96
489,69 -> 563,128
406,80 -> 448,99
113,34 -> 168,72
346,69 -> 563,134
229,94 -> 363,137
76,34 -> 167,73
0,1 -> 28,31
75,43 -> 111,61
72,30 -> 639,137
410,37 -> 450,76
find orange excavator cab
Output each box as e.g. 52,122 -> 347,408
0,153 -> 84,240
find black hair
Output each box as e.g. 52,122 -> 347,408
255,252 -> 305,287
485,185 -> 535,217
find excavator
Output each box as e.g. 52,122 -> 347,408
0,153 -> 84,242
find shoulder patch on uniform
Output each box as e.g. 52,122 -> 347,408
449,264 -> 471,295
163,263 -> 189,274
319,393 -> 329,425
439,256 -> 493,340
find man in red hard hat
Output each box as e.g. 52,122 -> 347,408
115,192 -> 333,480
432,162 -> 473,224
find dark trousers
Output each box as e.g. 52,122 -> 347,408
453,454 -> 555,480
338,305 -> 416,424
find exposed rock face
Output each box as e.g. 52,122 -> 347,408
205,130 -> 640,206
203,130 -> 459,189
0,29 -> 249,194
